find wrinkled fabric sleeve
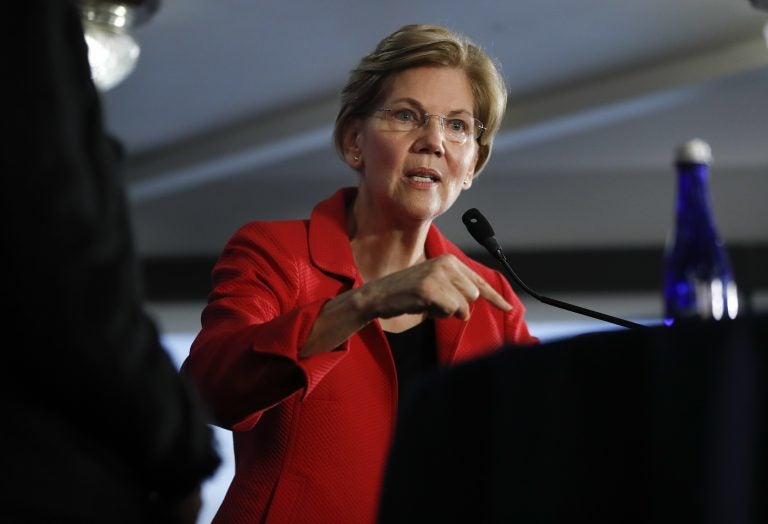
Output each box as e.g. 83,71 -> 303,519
183,223 -> 351,431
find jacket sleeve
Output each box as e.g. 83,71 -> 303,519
183,222 -> 351,431
3,0 -> 220,506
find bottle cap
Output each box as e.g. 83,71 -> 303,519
675,138 -> 712,165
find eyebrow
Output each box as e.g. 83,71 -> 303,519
388,97 -> 474,118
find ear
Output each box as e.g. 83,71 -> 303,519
462,149 -> 479,190
342,121 -> 364,169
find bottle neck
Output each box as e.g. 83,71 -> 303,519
674,161 -> 717,233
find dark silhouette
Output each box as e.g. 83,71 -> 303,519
380,315 -> 768,523
1,2 -> 219,521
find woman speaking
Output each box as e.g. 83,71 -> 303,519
184,23 -> 537,523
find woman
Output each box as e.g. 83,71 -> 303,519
184,23 -> 537,523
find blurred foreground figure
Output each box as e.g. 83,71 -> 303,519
1,1 -> 219,521
379,314 -> 768,523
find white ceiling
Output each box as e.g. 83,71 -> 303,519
101,0 -> 768,257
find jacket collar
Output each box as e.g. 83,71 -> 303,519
308,187 -> 360,282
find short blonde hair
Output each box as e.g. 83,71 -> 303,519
334,24 -> 508,175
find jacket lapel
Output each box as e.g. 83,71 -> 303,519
308,187 -> 359,282
434,313 -> 471,365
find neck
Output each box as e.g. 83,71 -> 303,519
347,195 -> 431,282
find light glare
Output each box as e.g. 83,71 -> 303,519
83,22 -> 140,91
710,278 -> 724,321
726,281 -> 739,320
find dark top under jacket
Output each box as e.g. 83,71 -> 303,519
385,319 -> 438,402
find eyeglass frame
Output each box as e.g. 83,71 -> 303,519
373,107 -> 485,144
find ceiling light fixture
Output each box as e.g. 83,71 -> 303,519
78,0 -> 159,92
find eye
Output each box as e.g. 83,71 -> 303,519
393,108 -> 418,123
447,118 -> 468,133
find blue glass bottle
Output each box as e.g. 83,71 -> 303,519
663,139 -> 739,324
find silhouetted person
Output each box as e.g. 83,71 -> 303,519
1,2 -> 219,521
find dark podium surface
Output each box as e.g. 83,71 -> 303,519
379,314 -> 767,524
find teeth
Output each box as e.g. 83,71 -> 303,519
410,175 -> 435,182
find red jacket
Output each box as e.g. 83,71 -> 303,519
184,187 -> 537,523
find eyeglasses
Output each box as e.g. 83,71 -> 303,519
375,107 -> 485,144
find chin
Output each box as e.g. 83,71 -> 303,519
401,201 -> 445,223
391,188 -> 454,222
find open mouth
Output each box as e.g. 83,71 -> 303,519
406,168 -> 441,183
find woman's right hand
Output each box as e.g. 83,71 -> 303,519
359,254 -> 511,322
300,254 -> 510,358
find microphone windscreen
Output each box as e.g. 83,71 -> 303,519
462,208 -> 496,247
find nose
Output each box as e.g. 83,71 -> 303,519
412,114 -> 445,157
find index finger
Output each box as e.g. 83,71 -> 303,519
466,269 -> 512,312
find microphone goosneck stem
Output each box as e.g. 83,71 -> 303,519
462,208 -> 645,330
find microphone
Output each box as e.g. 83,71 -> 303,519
462,208 -> 645,330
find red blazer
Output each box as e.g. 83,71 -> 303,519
184,187 -> 537,523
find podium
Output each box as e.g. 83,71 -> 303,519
379,314 -> 767,523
